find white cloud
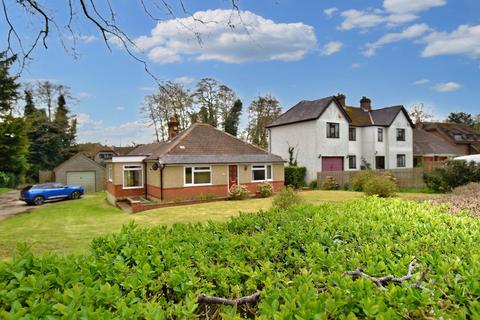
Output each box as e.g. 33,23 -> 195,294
413,79 -> 430,85
363,23 -> 430,56
135,9 -> 317,64
76,113 -> 102,128
77,92 -> 92,98
174,76 -> 194,85
431,81 -> 461,92
321,41 -> 343,55
324,7 -> 338,17
139,86 -> 156,91
116,106 -> 125,111
421,24 -> 480,58
68,34 -> 97,43
351,62 -> 361,68
78,119 -> 156,145
339,0 -> 445,31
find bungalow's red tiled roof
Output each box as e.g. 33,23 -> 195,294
128,123 -> 284,164
422,122 -> 480,144
413,128 -> 463,156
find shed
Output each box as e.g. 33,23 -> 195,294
54,153 -> 106,193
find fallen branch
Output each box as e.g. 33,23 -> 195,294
343,259 -> 429,291
196,291 -> 261,306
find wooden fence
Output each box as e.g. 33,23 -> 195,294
317,168 -> 426,189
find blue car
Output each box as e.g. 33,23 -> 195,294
20,183 -> 84,205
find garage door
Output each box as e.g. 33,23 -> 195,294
322,157 -> 344,172
67,171 -> 96,193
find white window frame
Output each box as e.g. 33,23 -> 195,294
184,165 -> 212,187
107,164 -> 112,182
122,164 -> 143,189
251,164 -> 273,182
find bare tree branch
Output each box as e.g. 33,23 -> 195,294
196,291 -> 261,306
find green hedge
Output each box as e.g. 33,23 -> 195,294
2,198 -> 480,318
424,160 -> 480,192
284,166 -> 306,189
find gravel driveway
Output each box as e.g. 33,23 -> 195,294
0,191 -> 37,218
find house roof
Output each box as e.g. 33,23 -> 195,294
53,152 -> 106,172
266,96 -> 352,128
421,122 -> 480,145
128,123 -> 285,164
268,95 -> 414,128
413,128 -> 463,156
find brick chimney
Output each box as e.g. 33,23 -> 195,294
360,96 -> 372,111
336,93 -> 346,108
168,116 -> 179,140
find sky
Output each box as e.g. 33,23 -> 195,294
4,0 -> 480,145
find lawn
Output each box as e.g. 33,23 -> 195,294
0,190 -> 435,260
0,188 -> 13,194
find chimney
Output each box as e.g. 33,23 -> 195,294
168,116 -> 179,140
360,96 -> 372,111
336,93 -> 346,108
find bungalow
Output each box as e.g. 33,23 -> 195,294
419,122 -> 480,155
413,128 -> 463,170
106,118 -> 285,205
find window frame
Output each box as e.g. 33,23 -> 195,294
377,128 -> 383,142
348,155 -> 357,169
396,128 -> 406,141
251,164 -> 273,182
107,164 -> 113,182
184,165 -> 212,187
397,154 -> 406,168
326,122 -> 340,139
122,164 -> 144,189
349,127 -> 356,141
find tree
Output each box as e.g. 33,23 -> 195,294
0,52 -> 19,115
409,103 -> 433,124
54,94 -> 77,160
246,95 -> 282,148
224,99 -> 242,136
447,112 -> 475,127
140,95 -> 162,142
475,114 -> 480,132
34,81 -> 72,122
193,78 -> 220,127
23,89 -> 36,117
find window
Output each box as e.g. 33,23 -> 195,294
184,166 -> 211,186
252,164 -> 272,182
107,164 -> 112,181
123,165 -> 143,188
396,128 -> 406,141
327,123 -> 340,138
348,155 -> 356,169
378,128 -> 383,142
349,127 -> 356,141
397,154 -> 406,168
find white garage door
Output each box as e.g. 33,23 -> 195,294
67,171 -> 96,193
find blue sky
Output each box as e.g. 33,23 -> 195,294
6,0 -> 480,145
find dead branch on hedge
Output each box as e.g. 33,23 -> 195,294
196,291 -> 261,306
343,259 -> 429,291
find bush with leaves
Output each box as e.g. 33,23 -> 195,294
424,160 -> 480,192
228,184 -> 250,200
322,176 -> 339,190
0,172 -> 16,188
351,170 -> 375,191
256,183 -> 273,198
284,166 -> 306,189
363,175 -> 398,197
309,180 -> 318,190
431,182 -> 480,216
272,186 -> 303,210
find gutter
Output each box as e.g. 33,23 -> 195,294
159,159 -> 165,201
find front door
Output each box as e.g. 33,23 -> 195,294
375,156 -> 385,170
228,165 -> 238,189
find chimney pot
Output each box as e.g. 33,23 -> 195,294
168,116 -> 179,140
336,93 -> 346,108
360,96 -> 372,111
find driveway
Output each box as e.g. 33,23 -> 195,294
0,191 -> 37,218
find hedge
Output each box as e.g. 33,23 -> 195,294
284,166 -> 306,189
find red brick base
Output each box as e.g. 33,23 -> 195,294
106,181 -> 144,197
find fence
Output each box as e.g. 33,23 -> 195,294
317,168 -> 426,189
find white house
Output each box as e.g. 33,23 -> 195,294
267,94 -> 415,182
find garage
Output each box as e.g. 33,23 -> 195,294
67,171 -> 96,193
322,157 -> 344,171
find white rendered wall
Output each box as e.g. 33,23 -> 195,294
386,112 -> 413,168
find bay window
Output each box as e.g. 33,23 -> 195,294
252,164 -> 272,182
123,165 -> 143,188
184,166 -> 211,186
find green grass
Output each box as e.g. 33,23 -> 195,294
0,188 -> 13,194
0,190 -> 436,260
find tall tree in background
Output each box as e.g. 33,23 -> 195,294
0,53 -> 28,184
246,95 -> 281,148
409,103 -> 433,124
224,99 -> 242,136
193,78 -> 220,127
23,89 -> 36,117
447,112 -> 475,127
34,81 -> 72,122
54,94 -> 77,160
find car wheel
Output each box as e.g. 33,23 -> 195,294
33,196 -> 45,206
71,191 -> 81,199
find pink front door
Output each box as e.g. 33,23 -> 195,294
322,157 -> 344,171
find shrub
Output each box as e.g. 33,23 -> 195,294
256,183 -> 273,198
363,175 -> 398,197
272,186 -> 303,210
351,170 -> 375,191
284,166 -> 306,189
228,184 -> 250,200
432,182 -> 480,216
380,171 -> 398,185
309,180 -> 318,190
424,160 -> 480,192
322,176 -> 339,190
0,171 -> 16,188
